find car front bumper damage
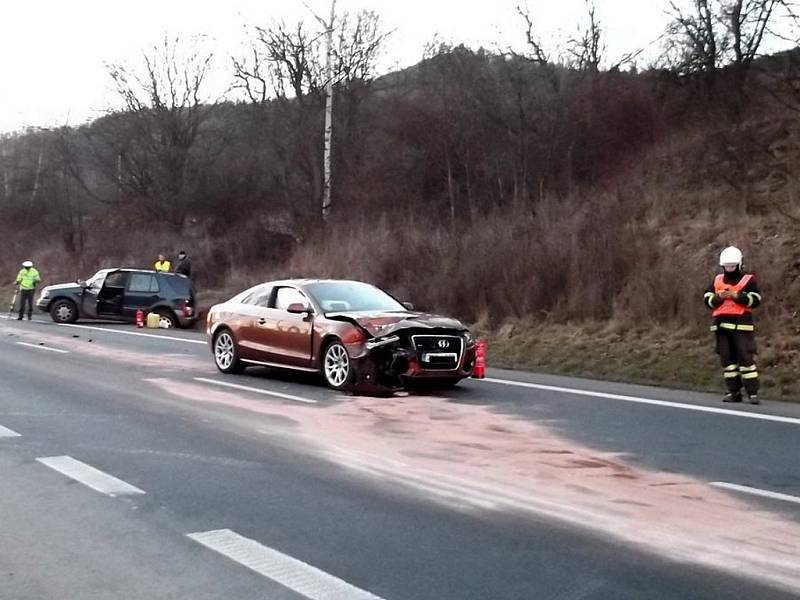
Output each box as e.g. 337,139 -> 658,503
345,333 -> 476,393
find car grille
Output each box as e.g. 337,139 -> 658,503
411,335 -> 464,371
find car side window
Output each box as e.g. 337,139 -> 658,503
104,271 -> 128,288
129,273 -> 159,293
242,285 -> 273,307
274,287 -> 307,311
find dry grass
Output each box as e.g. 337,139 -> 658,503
480,319 -> 800,402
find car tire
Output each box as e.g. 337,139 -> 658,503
155,309 -> 177,329
213,329 -> 244,374
322,339 -> 353,390
50,299 -> 78,324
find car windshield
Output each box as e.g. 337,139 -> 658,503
307,282 -> 405,313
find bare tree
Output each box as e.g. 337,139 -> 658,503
90,35 -> 218,231
567,0 -> 603,72
666,0 -> 720,77
232,11 -> 388,219
665,0 -> 791,83
513,4 -> 560,91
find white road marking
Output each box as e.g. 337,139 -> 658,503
480,377 -> 800,426
16,341 -> 69,354
36,456 -> 146,497
0,424 -> 21,437
55,322 -> 206,345
711,482 -> 800,506
194,377 -> 318,404
187,529 -> 385,600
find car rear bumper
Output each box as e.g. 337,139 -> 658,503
177,315 -> 198,328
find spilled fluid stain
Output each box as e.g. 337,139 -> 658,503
146,377 -> 800,593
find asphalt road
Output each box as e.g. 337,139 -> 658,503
1,314 -> 798,599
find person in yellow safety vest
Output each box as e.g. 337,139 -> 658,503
15,260 -> 41,321
703,246 -> 762,404
154,254 -> 171,273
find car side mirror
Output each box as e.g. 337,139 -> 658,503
287,302 -> 312,315
403,301 -> 415,311
79,281 -> 89,289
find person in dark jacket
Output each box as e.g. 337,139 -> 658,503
703,246 -> 762,404
174,250 -> 191,278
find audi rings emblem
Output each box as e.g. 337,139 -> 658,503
437,339 -> 449,349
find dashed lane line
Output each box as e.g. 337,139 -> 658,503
711,482 -> 800,506
55,322 -> 206,345
194,377 -> 318,404
0,424 -> 21,438
16,341 -> 69,354
188,529 -> 385,600
36,455 -> 146,497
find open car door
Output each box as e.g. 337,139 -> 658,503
97,270 -> 129,318
79,270 -> 109,319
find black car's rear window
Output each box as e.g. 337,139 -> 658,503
158,274 -> 192,296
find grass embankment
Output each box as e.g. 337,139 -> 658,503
480,320 -> 800,402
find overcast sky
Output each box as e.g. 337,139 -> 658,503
0,0 -> 790,134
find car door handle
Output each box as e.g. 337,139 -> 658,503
257,318 -> 267,326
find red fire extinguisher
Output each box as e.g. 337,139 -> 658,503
136,309 -> 145,328
472,338 -> 486,379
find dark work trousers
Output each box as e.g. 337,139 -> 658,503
715,329 -> 759,396
17,289 -> 34,319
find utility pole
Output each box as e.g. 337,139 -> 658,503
321,0 -> 336,220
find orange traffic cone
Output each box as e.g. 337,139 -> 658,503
472,338 -> 486,379
136,309 -> 145,328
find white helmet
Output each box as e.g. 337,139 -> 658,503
21,260 -> 33,268
719,246 -> 743,267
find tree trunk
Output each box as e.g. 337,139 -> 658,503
446,153 -> 456,233
29,148 -> 44,207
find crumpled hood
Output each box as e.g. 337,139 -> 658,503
326,310 -> 467,337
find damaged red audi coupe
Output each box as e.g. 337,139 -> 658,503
206,279 -> 477,392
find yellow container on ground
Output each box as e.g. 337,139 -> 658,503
146,312 -> 160,328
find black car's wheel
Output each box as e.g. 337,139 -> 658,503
322,340 -> 353,390
50,299 -> 78,324
213,329 -> 244,374
155,309 -> 177,329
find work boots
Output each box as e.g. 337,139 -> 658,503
723,392 -> 742,403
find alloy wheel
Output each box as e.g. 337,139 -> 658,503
324,343 -> 350,388
215,332 -> 235,370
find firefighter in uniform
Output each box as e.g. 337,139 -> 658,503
703,246 -> 762,404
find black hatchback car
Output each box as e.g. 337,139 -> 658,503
36,268 -> 196,328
